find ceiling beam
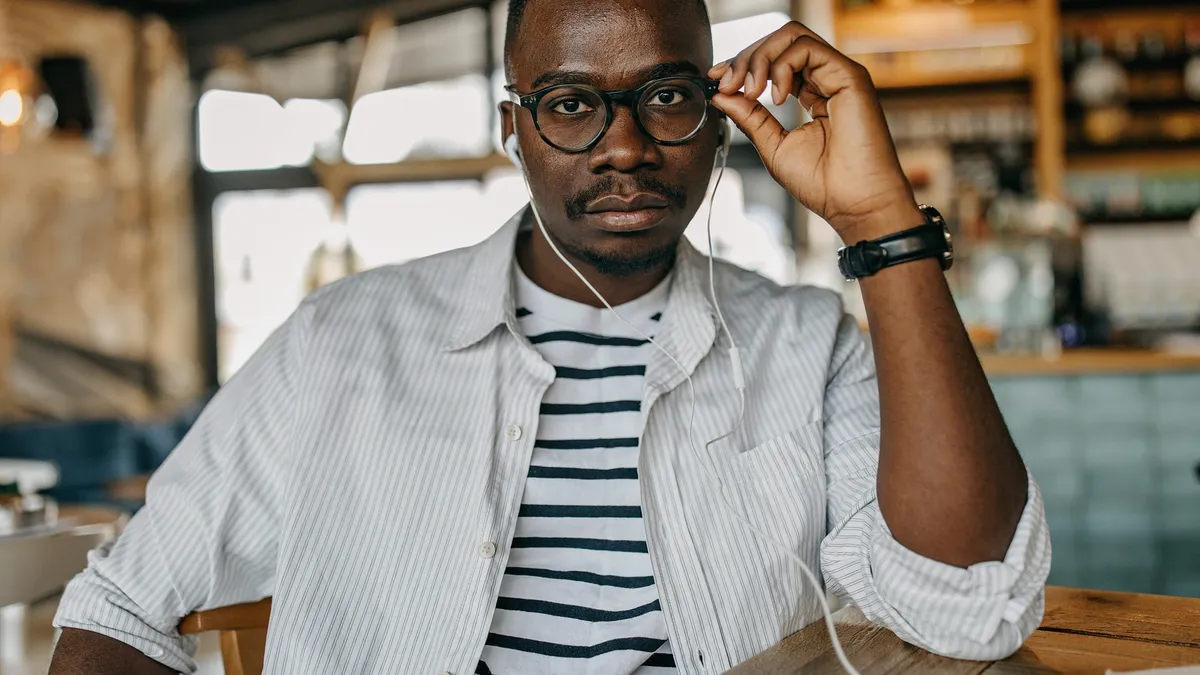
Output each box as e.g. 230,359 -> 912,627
351,11 -> 397,104
181,0 -> 486,75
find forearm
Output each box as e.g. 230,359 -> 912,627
852,207 -> 1028,567
50,629 -> 176,675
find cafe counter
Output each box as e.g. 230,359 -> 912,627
980,348 -> 1200,598
981,348 -> 1200,377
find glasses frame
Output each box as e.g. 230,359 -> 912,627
505,76 -> 721,153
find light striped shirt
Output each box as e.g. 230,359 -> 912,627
55,208 -> 1051,674
477,264 -> 674,674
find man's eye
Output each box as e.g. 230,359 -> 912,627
550,98 -> 594,115
647,89 -> 686,106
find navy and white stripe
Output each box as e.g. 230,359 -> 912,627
54,208 -> 1050,675
477,265 -> 674,674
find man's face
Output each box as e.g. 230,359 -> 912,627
502,0 -> 719,277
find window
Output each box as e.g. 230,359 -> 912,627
286,98 -> 347,163
707,0 -> 791,24
346,181 -> 496,267
199,91 -> 345,172
340,8 -> 492,164
342,74 -> 492,165
212,189 -> 332,380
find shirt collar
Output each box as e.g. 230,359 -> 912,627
442,205 -> 719,357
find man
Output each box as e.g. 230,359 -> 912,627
50,0 -> 1050,673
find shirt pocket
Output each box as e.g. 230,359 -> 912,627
717,422 -> 828,576
710,421 -> 830,641
721,422 -> 825,496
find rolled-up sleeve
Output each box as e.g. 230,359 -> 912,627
817,314 -> 1052,660
53,302 -> 311,672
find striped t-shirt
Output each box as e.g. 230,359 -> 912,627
476,263 -> 675,675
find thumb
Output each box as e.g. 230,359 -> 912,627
712,92 -> 786,161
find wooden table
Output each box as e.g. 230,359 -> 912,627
732,587 -> 1200,674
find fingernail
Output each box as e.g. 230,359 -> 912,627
772,82 -> 781,105
745,73 -> 755,93
720,70 -> 733,89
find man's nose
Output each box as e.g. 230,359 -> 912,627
588,105 -> 662,174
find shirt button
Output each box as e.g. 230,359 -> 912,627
504,424 -> 522,441
144,645 -> 164,658
439,671 -> 452,675
479,541 -> 497,559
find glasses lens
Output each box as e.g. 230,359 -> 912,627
535,86 -> 607,151
637,78 -> 708,143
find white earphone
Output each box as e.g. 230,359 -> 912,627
503,132 -> 522,168
505,115 -> 860,675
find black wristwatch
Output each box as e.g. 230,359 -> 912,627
837,205 -> 954,281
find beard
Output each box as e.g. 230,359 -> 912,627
552,231 -> 678,277
551,174 -> 687,277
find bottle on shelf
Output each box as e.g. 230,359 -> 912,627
1114,29 -> 1139,64
1072,33 -> 1128,107
1185,18 -> 1200,100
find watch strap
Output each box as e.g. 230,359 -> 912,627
837,206 -> 952,280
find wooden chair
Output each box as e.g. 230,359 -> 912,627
180,586 -> 1163,675
178,598 -> 272,675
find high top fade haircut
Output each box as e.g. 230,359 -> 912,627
503,0 -> 713,83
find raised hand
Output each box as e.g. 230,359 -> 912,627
709,22 -> 923,243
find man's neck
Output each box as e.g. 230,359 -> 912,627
515,227 -> 673,309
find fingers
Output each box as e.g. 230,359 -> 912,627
712,34 -> 769,95
709,22 -> 812,97
773,36 -> 869,115
709,21 -> 869,107
711,92 -> 787,166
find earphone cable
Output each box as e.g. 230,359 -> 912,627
508,128 -> 861,675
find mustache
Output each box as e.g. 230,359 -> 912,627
564,175 -> 688,220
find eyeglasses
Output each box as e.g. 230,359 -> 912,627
506,76 -> 720,153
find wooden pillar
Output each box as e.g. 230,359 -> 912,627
1031,0 -> 1065,198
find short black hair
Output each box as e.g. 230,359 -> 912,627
504,0 -> 711,82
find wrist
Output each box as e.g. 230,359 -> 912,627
836,202 -> 924,245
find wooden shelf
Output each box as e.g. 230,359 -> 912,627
836,0 -> 1036,91
1064,98 -> 1200,118
871,67 -> 1029,92
1060,0 -> 1200,13
1062,53 -> 1190,72
1067,146 -> 1200,171
837,1 -> 1033,36
981,348 -> 1200,376
1067,139 -> 1200,155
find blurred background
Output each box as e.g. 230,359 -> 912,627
0,0 -> 1198,662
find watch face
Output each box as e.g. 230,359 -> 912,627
920,204 -> 954,271
943,226 -> 955,270
836,247 -> 857,282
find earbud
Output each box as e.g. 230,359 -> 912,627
717,118 -> 732,160
504,132 -> 522,170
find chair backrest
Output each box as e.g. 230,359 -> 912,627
178,598 -> 272,675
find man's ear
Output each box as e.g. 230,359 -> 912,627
499,101 -> 516,149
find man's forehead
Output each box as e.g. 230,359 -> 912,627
511,0 -> 711,90
529,61 -> 703,91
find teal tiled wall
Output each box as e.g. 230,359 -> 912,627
992,372 -> 1200,597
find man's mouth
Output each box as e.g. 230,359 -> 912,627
583,193 -> 671,232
